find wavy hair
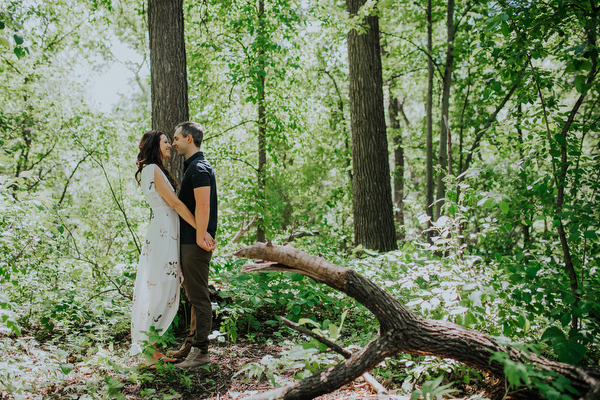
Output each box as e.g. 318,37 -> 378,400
135,130 -> 178,189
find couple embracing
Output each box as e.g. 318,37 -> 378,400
130,122 -> 218,370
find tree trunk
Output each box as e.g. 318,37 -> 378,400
148,0 -> 189,184
388,95 -> 405,239
516,102 -> 532,247
256,0 -> 267,243
425,0 -> 434,237
435,0 -> 455,221
321,69 -> 352,184
234,243 -> 600,400
347,0 -> 396,252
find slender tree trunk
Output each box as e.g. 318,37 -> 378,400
388,95 -> 405,239
321,69 -> 352,184
347,0 -> 396,252
256,0 -> 267,243
516,102 -> 531,246
555,66 -> 596,331
425,0 -> 434,236
148,0 -> 189,184
435,0 -> 455,221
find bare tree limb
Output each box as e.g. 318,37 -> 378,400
231,215 -> 258,244
234,243 -> 600,400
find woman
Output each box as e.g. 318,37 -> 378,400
130,130 -> 196,366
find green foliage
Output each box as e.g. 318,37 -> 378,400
490,344 -> 579,400
235,310 -> 350,384
1,0 -> 599,398
211,254 -> 355,342
410,375 -> 456,400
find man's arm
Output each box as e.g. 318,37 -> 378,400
194,186 -> 215,251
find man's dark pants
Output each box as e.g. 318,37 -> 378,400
180,244 -> 212,353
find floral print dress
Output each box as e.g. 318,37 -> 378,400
130,164 -> 182,356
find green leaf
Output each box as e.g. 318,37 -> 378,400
565,61 -> 575,73
501,21 -> 510,37
542,326 -> 565,342
328,323 -> 339,340
583,230 -> 598,239
578,59 -> 592,71
564,294 -> 576,305
60,363 -> 74,374
298,318 -> 319,328
574,74 -> 589,94
13,34 -> 23,45
561,313 -> 571,327
499,200 -> 509,214
554,134 -> 567,146
526,266 -> 537,278
569,230 -> 581,242
483,198 -> 495,208
492,81 -> 502,92
554,337 -> 587,364
14,47 -> 25,58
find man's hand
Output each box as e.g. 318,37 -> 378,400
199,232 -> 217,252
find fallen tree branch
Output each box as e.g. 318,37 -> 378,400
287,230 -> 320,242
234,242 -> 600,400
231,215 -> 258,244
279,316 -> 387,394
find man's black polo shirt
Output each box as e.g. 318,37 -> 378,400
178,151 -> 218,244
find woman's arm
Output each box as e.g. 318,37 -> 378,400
153,166 -> 197,229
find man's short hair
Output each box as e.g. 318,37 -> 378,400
176,121 -> 204,148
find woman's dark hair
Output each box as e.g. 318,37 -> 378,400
135,130 -> 178,189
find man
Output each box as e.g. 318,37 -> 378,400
171,121 -> 218,369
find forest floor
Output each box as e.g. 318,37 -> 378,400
1,329 -> 496,400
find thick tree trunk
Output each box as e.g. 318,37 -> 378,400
347,0 -> 396,252
435,0 -> 455,221
388,95 -> 405,239
234,243 -> 600,400
425,0 -> 434,237
148,0 -> 189,184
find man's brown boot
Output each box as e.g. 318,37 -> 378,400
174,347 -> 210,370
168,342 -> 192,359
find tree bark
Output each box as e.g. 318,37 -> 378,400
320,69 -> 352,184
425,0 -> 435,237
388,95 -> 405,239
256,0 -> 267,243
148,0 -> 189,184
435,0 -> 455,221
347,0 -> 396,252
234,243 -> 600,400
516,102 -> 532,247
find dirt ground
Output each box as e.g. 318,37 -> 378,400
121,339 -> 393,400
115,337 -> 495,400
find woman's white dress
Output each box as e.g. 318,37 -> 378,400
130,164 -> 182,356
